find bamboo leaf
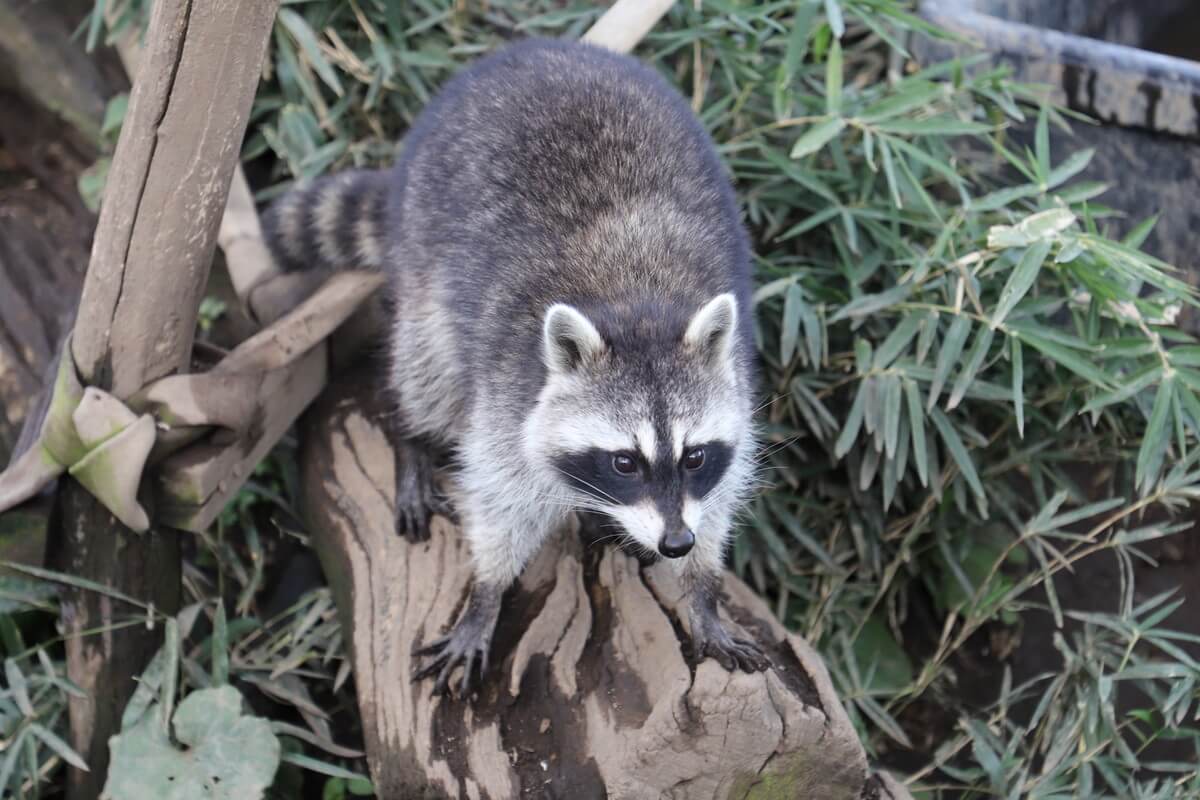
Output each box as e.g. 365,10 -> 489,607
278,9 -> 344,97
831,285 -> 911,322
873,117 -> 991,136
987,209 -> 1076,249
780,281 -> 804,364
1034,104 -> 1050,182
991,239 -> 1053,329
1046,148 -> 1094,190
29,724 -> 89,772
905,379 -> 928,486
1136,377 -> 1174,493
825,40 -> 843,114
873,313 -> 922,369
1009,325 -> 1116,389
790,118 -> 846,159
931,407 -> 987,512
1081,366 -> 1163,416
915,310 -> 938,365
947,326 -> 996,410
1012,337 -> 1025,437
883,374 -> 902,458
824,0 -> 845,37
835,380 -> 868,459
927,315 -> 971,410
858,81 -> 942,123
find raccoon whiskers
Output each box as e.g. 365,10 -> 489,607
550,466 -> 621,505
753,435 -> 802,463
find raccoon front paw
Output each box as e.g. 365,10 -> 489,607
412,588 -> 501,699
691,616 -> 770,673
394,446 -> 456,542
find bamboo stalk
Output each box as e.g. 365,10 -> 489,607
49,2 -> 279,797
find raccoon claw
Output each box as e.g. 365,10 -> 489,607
411,586 -> 501,700
395,504 -> 433,542
692,620 -> 770,673
412,633 -> 490,698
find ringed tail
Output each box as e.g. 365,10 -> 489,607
261,169 -> 390,273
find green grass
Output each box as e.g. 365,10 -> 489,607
3,0 -> 1197,797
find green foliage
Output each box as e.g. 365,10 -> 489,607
103,685 -> 280,800
76,0 -> 1200,796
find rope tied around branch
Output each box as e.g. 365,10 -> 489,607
0,270 -> 383,533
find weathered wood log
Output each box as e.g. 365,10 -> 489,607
300,367 -> 912,800
42,1 -> 279,797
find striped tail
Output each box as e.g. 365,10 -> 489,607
261,169 -> 390,273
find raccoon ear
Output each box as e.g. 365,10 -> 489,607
543,303 -> 606,373
684,293 -> 738,364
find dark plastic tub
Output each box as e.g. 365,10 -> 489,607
913,0 -> 1200,279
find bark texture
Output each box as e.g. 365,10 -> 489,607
301,367 -> 912,800
42,1 -> 279,797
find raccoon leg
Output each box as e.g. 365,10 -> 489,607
391,431 -> 456,542
412,502 -> 557,698
412,579 -> 502,697
685,562 -> 770,673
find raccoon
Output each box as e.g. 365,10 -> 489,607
263,38 -> 768,697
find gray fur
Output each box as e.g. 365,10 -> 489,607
262,38 -> 766,692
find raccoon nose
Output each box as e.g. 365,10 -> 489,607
658,528 -> 695,558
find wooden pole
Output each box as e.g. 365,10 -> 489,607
47,1 -> 279,797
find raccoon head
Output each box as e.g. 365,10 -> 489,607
524,293 -> 754,560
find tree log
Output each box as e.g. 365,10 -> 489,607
300,366 -> 911,800
43,1 -> 279,797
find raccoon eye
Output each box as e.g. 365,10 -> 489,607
612,453 -> 638,475
684,447 -> 705,471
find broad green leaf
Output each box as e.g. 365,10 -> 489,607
103,686 -> 281,800
927,315 -> 971,410
790,117 -> 846,159
851,616 -> 914,691
991,239 -> 1053,328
